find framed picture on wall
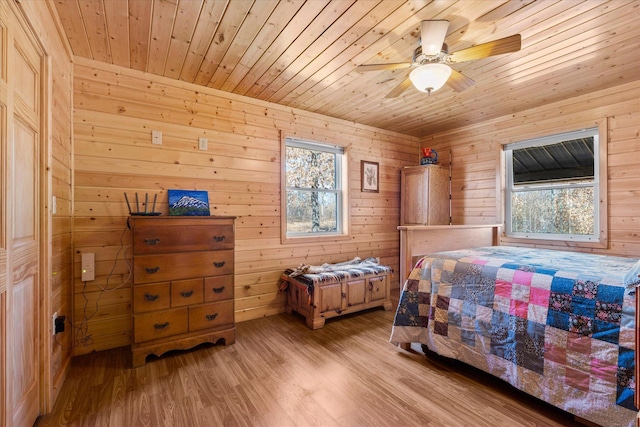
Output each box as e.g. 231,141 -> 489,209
361,160 -> 379,193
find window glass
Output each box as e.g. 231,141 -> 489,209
285,138 -> 343,236
505,128 -> 599,241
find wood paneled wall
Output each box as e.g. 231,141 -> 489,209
15,0 -> 74,412
71,56 -> 419,355
421,80 -> 640,257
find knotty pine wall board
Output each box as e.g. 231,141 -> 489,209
421,81 -> 640,256
74,65 -> 417,156
72,56 -> 417,355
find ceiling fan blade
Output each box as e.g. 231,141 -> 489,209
385,77 -> 413,98
448,34 -> 521,63
421,20 -> 449,56
446,69 -> 475,92
356,63 -> 412,72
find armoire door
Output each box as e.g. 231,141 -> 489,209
400,166 -> 450,226
3,4 -> 43,426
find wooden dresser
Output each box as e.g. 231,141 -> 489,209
129,216 -> 236,367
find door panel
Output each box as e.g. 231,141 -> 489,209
6,9 -> 42,427
345,279 -> 366,307
0,103 -> 6,298
367,276 -> 387,302
10,274 -> 38,425
13,40 -> 38,114
318,282 -> 342,313
0,8 -> 7,426
12,117 -> 36,242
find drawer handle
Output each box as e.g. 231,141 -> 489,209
154,322 -> 169,330
144,293 -> 159,301
213,261 -> 225,268
145,266 -> 160,274
213,235 -> 225,242
180,290 -> 194,298
144,238 -> 160,245
341,292 -> 346,298
212,286 -> 225,294
205,313 -> 218,321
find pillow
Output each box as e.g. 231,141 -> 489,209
623,259 -> 640,286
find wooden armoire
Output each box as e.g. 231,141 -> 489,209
400,165 -> 450,226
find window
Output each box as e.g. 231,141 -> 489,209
282,137 -> 347,240
504,127 -> 600,242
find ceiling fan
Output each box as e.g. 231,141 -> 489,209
356,20 -> 521,98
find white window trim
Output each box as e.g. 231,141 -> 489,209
280,133 -> 350,244
501,121 -> 608,249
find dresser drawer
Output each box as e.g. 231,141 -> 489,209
134,308 -> 188,343
132,222 -> 234,255
204,275 -> 233,302
134,250 -> 234,284
171,278 -> 203,307
133,282 -> 170,313
189,300 -> 234,332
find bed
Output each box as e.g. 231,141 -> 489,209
390,246 -> 640,427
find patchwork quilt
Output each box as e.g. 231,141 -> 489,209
390,246 -> 639,427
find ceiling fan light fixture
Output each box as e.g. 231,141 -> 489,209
409,63 -> 452,94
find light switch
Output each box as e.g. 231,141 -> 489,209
152,130 -> 162,145
198,137 -> 208,151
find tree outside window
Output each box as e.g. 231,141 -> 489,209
504,128 -> 600,242
284,138 -> 344,236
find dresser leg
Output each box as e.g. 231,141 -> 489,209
131,351 -> 147,368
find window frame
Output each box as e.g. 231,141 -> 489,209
280,133 -> 350,244
501,122 -> 608,249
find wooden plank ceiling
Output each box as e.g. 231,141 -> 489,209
53,0 -> 640,138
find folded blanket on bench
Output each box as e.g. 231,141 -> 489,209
287,256 -> 380,277
282,257 -> 392,296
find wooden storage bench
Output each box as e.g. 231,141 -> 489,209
281,261 -> 393,329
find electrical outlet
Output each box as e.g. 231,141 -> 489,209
55,316 -> 66,334
52,312 -> 58,335
152,130 -> 162,145
198,137 -> 208,151
81,252 -> 95,281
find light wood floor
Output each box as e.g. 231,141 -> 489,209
36,293 -> 584,427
